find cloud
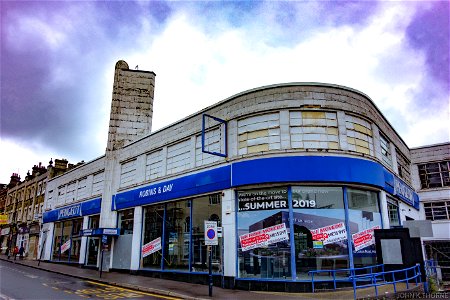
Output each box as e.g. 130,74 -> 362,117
0,0 -> 448,183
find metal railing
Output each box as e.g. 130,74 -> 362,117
309,264 -> 384,292
309,263 -> 421,299
425,259 -> 437,277
350,264 -> 421,299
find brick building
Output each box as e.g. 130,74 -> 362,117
1,159 -> 74,258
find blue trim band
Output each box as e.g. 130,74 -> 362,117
111,156 -> 419,212
43,198 -> 102,223
112,166 -> 231,210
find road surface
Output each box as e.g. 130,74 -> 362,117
0,260 -> 180,300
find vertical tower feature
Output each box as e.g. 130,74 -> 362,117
107,60 -> 156,151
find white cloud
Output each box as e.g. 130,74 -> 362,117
121,2 -> 437,151
0,140 -> 50,182
2,1 -> 447,183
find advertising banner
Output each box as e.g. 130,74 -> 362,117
238,187 -> 288,211
0,227 -> 10,236
352,226 -> 381,251
142,237 -> 162,258
311,222 -> 347,245
239,223 -> 289,252
60,239 -> 71,253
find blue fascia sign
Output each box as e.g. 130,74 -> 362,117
81,228 -> 120,236
43,198 -> 101,223
393,176 -> 419,209
112,166 -> 231,210
110,156 -> 420,212
58,203 -> 82,220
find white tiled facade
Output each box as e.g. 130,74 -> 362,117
41,61 -> 423,288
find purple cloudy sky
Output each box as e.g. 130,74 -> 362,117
0,0 -> 449,183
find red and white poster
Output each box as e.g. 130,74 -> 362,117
239,223 -> 289,252
60,239 -> 71,253
352,226 -> 381,251
142,237 -> 161,258
311,222 -> 347,245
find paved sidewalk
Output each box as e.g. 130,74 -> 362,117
0,255 -> 419,299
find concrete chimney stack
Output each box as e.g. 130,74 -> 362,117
107,60 -> 156,151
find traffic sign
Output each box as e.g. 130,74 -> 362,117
204,221 -> 218,245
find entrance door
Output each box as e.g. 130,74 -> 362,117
86,237 -> 100,266
294,225 -> 316,276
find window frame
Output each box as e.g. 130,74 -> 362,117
423,201 -> 450,221
418,161 -> 450,189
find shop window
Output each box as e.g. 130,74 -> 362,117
191,194 -> 222,273
347,188 -> 382,268
60,221 -> 72,262
387,199 -> 400,227
69,218 -> 83,262
164,200 -> 190,271
50,219 -> 83,263
118,209 -> 134,235
142,204 -> 164,269
418,161 -> 450,189
237,187 -> 291,279
292,186 -> 347,278
424,201 -> 450,220
52,223 -> 62,260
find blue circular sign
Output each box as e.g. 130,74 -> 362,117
207,228 -> 216,239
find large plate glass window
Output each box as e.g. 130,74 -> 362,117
164,200 -> 190,271
70,218 -> 83,262
60,220 -> 72,262
191,194 -> 222,273
292,186 -> 347,278
347,188 -> 381,268
237,187 -> 291,279
52,222 -> 62,260
142,204 -> 164,269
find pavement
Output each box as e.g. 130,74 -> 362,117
0,255 -> 425,299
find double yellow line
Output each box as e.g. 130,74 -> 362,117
85,280 -> 182,300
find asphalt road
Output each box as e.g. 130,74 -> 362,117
0,260 -> 181,300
